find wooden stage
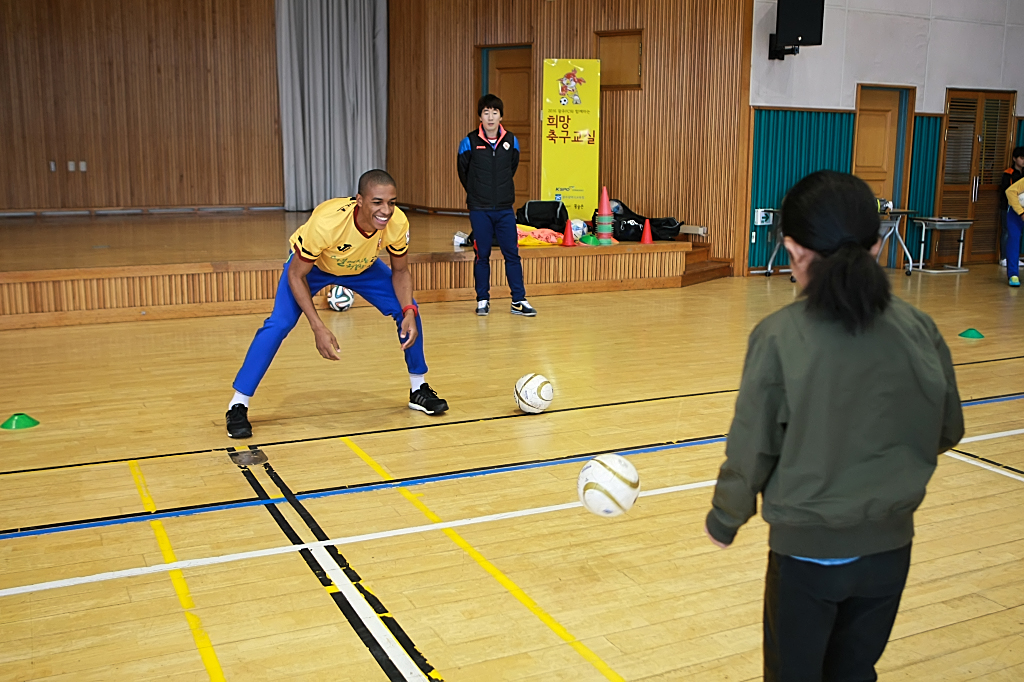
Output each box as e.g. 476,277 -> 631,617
0,211 -> 730,330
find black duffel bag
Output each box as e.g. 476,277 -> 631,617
591,200 -> 682,241
515,200 -> 569,231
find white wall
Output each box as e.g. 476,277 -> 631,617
751,0 -> 1024,114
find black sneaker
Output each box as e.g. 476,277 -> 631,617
409,383 -> 449,415
476,301 -> 490,316
226,404 -> 252,439
510,301 -> 537,317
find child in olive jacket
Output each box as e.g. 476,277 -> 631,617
705,171 -> 964,681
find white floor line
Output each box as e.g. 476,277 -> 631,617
2,439 -> 1021,601
309,545 -> 429,681
0,480 -> 716,599
960,427 -> 1024,444
943,451 -> 1024,483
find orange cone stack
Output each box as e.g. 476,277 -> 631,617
595,187 -> 614,245
640,218 -> 654,244
561,218 -> 577,247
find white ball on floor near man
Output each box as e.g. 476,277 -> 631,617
327,285 -> 354,311
577,454 -> 641,518
514,373 -> 553,413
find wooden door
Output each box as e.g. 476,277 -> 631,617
853,88 -> 901,201
935,90 -> 1015,264
487,47 -> 533,209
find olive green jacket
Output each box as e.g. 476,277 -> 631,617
705,297 -> 964,558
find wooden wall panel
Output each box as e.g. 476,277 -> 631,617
0,0 -> 283,210
387,0 -> 477,210
475,0 -> 532,46
388,0 -> 754,267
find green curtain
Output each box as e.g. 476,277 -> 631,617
904,115 -> 943,260
749,109 -> 855,268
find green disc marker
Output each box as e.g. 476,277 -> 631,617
1,413 -> 39,430
958,328 -> 984,339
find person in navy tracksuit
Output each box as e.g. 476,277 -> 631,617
457,94 -> 536,317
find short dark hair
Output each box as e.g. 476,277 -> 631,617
478,94 -> 504,117
1013,146 -> 1024,160
357,169 -> 396,196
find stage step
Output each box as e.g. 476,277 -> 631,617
681,257 -> 733,287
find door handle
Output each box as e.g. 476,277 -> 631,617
972,176 -> 979,203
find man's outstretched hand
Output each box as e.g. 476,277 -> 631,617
314,325 -> 341,360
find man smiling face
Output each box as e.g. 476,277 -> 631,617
355,181 -> 398,233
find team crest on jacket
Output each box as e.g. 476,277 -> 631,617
503,141 -> 510,150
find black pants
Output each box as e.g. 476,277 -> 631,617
470,209 -> 525,302
763,543 -> 912,682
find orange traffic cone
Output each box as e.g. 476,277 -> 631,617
598,186 -> 613,216
640,218 -> 654,244
562,218 -> 577,247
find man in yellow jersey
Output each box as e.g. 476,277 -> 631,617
226,169 -> 448,438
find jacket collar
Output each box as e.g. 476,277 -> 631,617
478,124 -> 507,148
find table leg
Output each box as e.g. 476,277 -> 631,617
894,216 -> 914,273
917,222 -> 926,270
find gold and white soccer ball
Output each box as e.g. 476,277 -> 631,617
514,373 -> 553,413
577,454 -> 641,517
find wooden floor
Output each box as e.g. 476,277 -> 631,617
0,211 -> 471,272
2,267 -> 1023,680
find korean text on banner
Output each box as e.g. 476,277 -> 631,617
541,59 -> 600,221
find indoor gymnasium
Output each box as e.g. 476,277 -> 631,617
3,1 -> 1024,680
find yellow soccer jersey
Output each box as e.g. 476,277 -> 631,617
288,197 -> 410,275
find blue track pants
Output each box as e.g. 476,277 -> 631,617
233,257 -> 427,396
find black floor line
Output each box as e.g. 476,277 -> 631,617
259,458 -> 440,680
4,353 -> 1024,478
949,448 -> 1024,477
233,448 -> 441,680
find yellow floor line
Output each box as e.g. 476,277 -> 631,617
129,461 -> 226,681
340,436 -> 625,682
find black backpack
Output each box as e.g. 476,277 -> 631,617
591,200 -> 682,241
515,201 -> 569,231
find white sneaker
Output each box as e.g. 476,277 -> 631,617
476,300 -> 489,316
1001,259 -> 1007,267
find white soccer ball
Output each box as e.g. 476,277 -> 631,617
515,373 -> 553,414
577,454 -> 641,518
570,218 -> 588,240
327,285 -> 354,312
559,96 -> 569,106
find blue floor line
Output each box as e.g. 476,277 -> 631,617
0,437 -> 726,541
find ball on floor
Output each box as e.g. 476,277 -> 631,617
327,285 -> 354,311
515,373 -> 553,413
577,454 -> 640,517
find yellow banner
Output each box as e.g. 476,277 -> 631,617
541,59 -> 600,221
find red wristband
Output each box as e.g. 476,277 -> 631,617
402,304 -> 418,317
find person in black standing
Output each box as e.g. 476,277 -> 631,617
998,146 -> 1024,267
457,94 -> 536,317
